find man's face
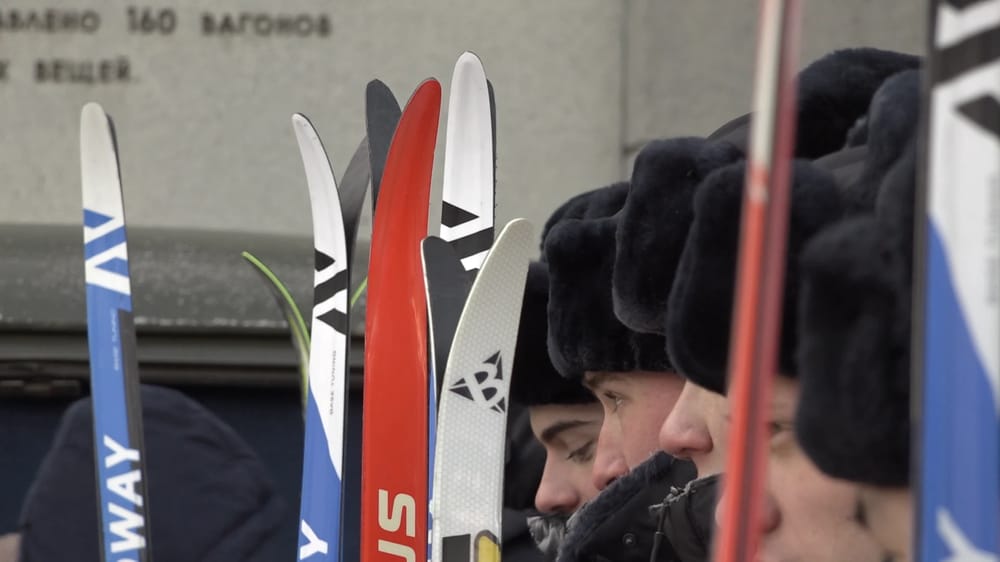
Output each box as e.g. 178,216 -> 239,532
528,402 -> 604,514
658,380 -> 729,478
584,370 -> 685,490
716,376 -> 884,562
858,486 -> 913,562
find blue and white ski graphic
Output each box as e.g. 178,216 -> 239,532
918,1 -> 1000,560
292,114 -> 352,562
81,102 -> 152,562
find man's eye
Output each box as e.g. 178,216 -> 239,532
602,392 -> 624,412
566,441 -> 595,463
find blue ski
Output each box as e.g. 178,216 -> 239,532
916,1 -> 1000,560
80,102 -> 153,562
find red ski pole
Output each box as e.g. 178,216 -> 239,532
713,1 -> 801,561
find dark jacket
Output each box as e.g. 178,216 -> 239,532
18,385 -> 286,562
555,453 -> 696,562
651,474 -> 718,562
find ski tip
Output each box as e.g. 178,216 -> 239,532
455,50 -> 485,70
409,79 -> 443,105
80,102 -> 110,134
291,112 -> 312,129
366,79 -> 399,104
495,218 -> 534,246
421,235 -> 455,258
291,113 -> 323,154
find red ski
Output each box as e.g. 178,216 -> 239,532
714,2 -> 801,561
361,79 -> 441,562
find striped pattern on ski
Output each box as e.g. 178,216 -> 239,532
713,2 -> 802,562
292,114 -> 354,561
916,1 -> 1000,559
361,79 -> 441,562
431,219 -> 533,562
81,102 -> 152,562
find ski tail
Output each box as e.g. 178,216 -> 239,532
81,102 -> 153,562
361,79 -> 441,562
292,114 -> 353,562
365,80 -> 402,211
713,2 -> 802,561
431,219 -> 533,562
915,1 -> 1000,559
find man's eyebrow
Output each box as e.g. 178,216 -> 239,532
583,371 -> 625,391
540,419 -> 598,443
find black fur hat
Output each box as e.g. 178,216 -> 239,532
545,188 -> 672,380
613,138 -> 744,334
664,160 -> 845,394
795,141 -> 917,487
540,182 -> 630,254
793,48 -> 920,158
842,69 -> 922,213
704,48 -> 920,158
511,261 -> 596,406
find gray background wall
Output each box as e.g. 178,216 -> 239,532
0,1 -> 924,244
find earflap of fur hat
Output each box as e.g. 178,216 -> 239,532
511,261 -> 596,406
665,159 -> 845,393
795,217 -> 911,486
613,137 -> 744,335
795,48 -> 920,159
546,212 -> 673,379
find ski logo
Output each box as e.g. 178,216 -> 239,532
441,531 -> 500,562
377,489 -> 417,562
102,434 -> 147,556
449,351 -> 506,413
313,250 -> 348,335
299,519 -> 329,560
441,202 -> 494,270
84,209 -> 130,296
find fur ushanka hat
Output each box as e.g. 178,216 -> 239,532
664,160 -> 845,394
794,73 -> 922,487
612,138 -> 744,334
612,49 -> 918,343
510,261 -> 596,406
544,183 -> 672,380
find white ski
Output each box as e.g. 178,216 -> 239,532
292,113 -> 351,561
431,219 -> 534,562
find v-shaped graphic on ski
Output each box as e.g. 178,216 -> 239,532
361,79 -> 441,562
